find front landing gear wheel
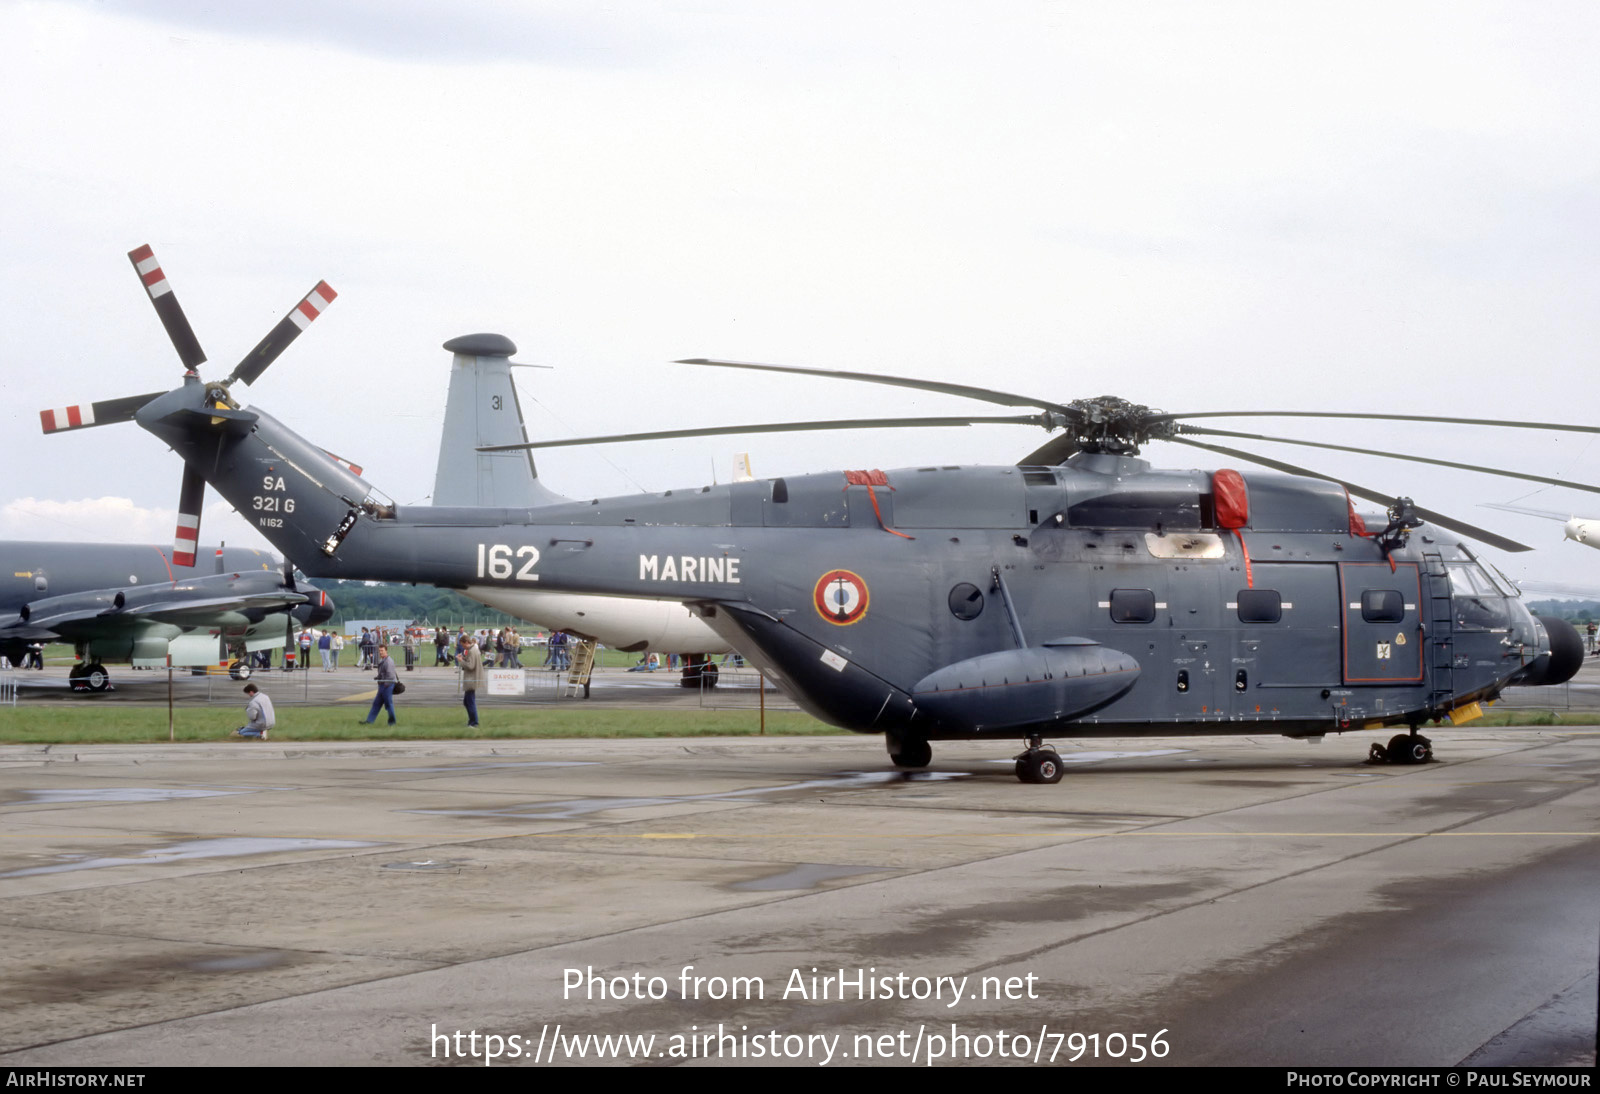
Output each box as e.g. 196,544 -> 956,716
886,733 -> 931,769
228,660 -> 251,681
81,663 -> 110,692
1385,733 -> 1432,765
1015,749 -> 1064,784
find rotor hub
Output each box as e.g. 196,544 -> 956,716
1063,396 -> 1175,455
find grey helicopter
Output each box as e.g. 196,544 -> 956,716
43,247 -> 1586,781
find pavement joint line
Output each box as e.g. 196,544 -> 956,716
2,830 -> 1596,840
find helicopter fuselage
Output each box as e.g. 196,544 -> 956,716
141,390 -> 1560,742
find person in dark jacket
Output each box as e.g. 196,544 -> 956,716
362,645 -> 399,726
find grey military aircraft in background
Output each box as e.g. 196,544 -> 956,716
1482,501 -> 1600,552
1,541 -> 332,690
43,246 -> 1587,780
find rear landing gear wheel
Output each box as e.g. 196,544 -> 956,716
228,660 -> 251,681
82,663 -> 110,692
886,733 -> 931,769
1015,749 -> 1064,784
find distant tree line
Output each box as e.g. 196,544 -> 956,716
319,581 -> 526,629
1527,599 -> 1600,623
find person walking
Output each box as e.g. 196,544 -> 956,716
459,634 -> 484,728
435,627 -> 448,666
403,628 -> 417,672
362,644 -> 399,726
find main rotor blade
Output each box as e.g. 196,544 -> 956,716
228,280 -> 337,387
1166,435 -> 1533,553
478,414 -> 1047,452
676,358 -> 1071,413
1181,426 -> 1600,495
1154,409 -> 1600,436
40,391 -> 167,434
128,245 -> 206,371
173,464 -> 206,569
1480,502 -> 1572,523
1018,433 -> 1080,466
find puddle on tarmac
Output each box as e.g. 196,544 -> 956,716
731,863 -> 890,891
405,770 -> 969,821
186,951 -> 290,972
14,787 -> 261,804
0,836 -> 384,878
384,761 -> 598,773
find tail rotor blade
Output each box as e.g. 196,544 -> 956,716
40,391 -> 168,434
127,245 -> 206,371
173,464 -> 206,569
229,281 -> 337,387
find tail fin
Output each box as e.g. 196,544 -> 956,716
431,334 -> 566,508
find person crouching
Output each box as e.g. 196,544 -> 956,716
233,683 -> 275,740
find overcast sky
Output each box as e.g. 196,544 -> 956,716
3,1 -> 1598,587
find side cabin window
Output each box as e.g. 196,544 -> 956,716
1109,588 -> 1157,623
1236,589 -> 1282,623
1360,589 -> 1405,624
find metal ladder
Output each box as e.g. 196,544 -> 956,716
1421,552 -> 1454,710
563,640 -> 598,698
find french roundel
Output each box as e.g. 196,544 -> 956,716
814,570 -> 869,625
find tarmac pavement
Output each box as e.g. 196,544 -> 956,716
0,726 -> 1594,1067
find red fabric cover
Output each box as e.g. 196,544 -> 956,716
1347,495 -> 1369,537
844,469 -> 891,487
1213,469 -> 1249,529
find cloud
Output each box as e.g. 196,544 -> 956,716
47,0 -> 653,66
1,497 -> 276,553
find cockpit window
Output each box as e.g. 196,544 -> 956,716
1447,564 -> 1493,596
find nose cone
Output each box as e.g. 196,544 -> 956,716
292,587 -> 334,627
1514,615 -> 1584,687
306,587 -> 334,626
1563,519 -> 1583,542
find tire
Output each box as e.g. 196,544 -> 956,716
886,733 -> 931,769
83,663 -> 110,692
1387,732 -> 1430,765
1017,750 -> 1064,784
1402,735 -> 1432,764
228,661 -> 251,681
